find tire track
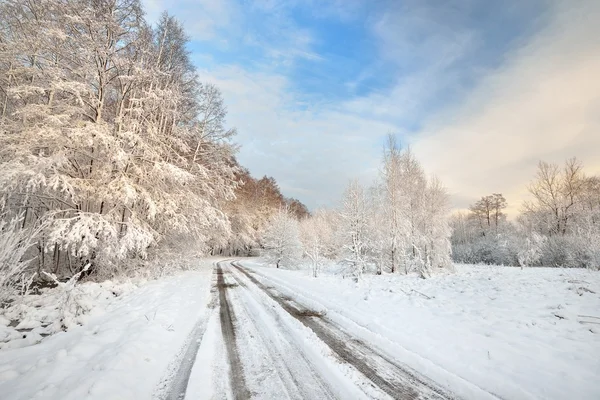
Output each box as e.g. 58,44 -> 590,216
162,316 -> 210,400
230,261 -> 454,400
217,263 -> 251,400
159,267 -> 218,400
227,266 -> 337,400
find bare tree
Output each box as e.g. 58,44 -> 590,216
524,158 -> 585,236
469,193 -> 507,235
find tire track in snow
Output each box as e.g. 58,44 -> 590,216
162,316 -> 211,400
227,265 -> 337,400
159,266 -> 219,400
216,263 -> 251,400
231,261 -> 454,400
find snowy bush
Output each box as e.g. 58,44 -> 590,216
518,233 -> 545,268
0,213 -> 41,303
540,234 -> 600,269
41,265 -> 94,330
1,271 -> 136,349
454,235 -> 519,266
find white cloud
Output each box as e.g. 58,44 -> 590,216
410,0 -> 600,214
195,66 -> 394,208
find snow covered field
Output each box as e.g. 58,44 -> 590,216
240,261 -> 600,400
1,258 -> 599,400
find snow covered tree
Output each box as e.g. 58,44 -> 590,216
299,210 -> 334,277
370,140 -> 453,277
339,180 -> 371,280
376,134 -> 407,273
261,209 -> 302,269
523,158 -> 586,236
0,1 -> 239,278
368,189 -> 391,275
421,177 -> 453,275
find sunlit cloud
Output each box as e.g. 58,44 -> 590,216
411,0 -> 600,215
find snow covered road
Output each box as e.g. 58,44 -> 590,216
177,260 -> 456,400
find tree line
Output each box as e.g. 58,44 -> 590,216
0,0 -> 307,294
451,158 -> 600,269
261,135 -> 454,280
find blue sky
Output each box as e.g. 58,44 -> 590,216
178,0 -> 544,126
143,0 -> 600,214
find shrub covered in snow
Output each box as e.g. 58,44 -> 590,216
0,275 -> 136,350
0,213 -> 43,303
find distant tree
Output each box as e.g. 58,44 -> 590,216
450,158 -> 600,269
261,209 -> 302,269
469,193 -> 507,235
523,158 -> 585,236
286,198 -> 310,220
299,210 -> 332,277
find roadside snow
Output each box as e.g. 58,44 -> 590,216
0,259 -> 217,400
1,279 -> 136,350
240,261 -> 600,400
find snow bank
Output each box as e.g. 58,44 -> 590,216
0,258 -> 217,400
241,261 -> 600,400
0,279 -> 136,350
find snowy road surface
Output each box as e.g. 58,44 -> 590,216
171,260 -> 458,400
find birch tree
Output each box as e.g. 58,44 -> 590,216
378,134 -> 407,273
339,180 -> 371,280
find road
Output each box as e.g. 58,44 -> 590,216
162,260 -> 456,400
